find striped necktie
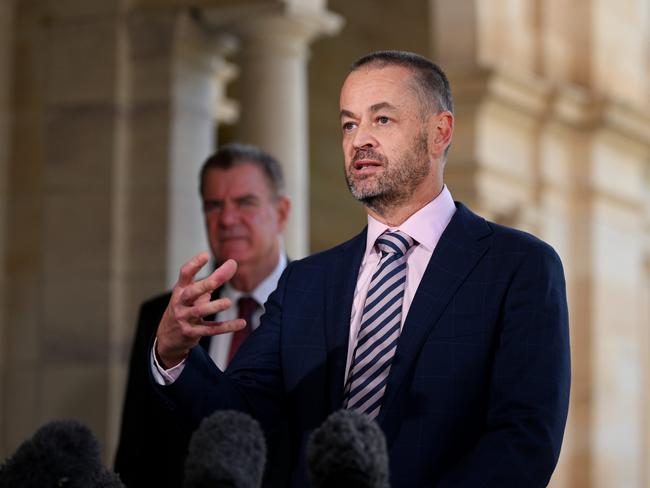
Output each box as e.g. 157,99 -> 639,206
345,230 -> 416,419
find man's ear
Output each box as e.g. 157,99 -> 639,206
275,196 -> 291,232
428,111 -> 454,158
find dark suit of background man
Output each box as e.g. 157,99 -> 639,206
114,144 -> 291,487
153,51 -> 571,488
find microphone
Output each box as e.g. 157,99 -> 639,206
183,410 -> 266,488
307,409 -> 390,488
0,419 -> 123,487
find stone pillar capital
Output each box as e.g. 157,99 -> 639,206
208,32 -> 239,66
234,7 -> 343,46
200,3 -> 343,58
174,12 -> 239,74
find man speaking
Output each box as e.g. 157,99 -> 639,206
152,51 -> 571,487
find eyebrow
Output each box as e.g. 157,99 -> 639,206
370,101 -> 398,113
203,193 -> 260,203
340,101 -> 399,119
234,194 -> 259,203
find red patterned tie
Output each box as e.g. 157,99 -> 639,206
227,296 -> 259,364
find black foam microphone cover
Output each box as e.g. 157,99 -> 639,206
183,410 -> 266,488
307,409 -> 390,488
0,419 -> 123,488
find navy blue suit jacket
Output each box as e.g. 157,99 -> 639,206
157,203 -> 570,487
115,292 -> 215,487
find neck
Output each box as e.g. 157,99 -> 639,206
230,251 -> 280,293
367,183 -> 444,227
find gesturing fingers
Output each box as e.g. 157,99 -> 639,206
157,255 -> 241,368
188,318 -> 247,337
186,297 -> 234,323
180,259 -> 238,304
195,291 -> 211,306
177,252 -> 211,287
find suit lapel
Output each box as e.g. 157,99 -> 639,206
377,204 -> 492,430
325,229 -> 367,413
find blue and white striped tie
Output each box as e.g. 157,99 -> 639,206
345,230 -> 416,419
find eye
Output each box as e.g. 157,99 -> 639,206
342,121 -> 357,132
376,116 -> 390,125
203,201 -> 222,213
236,196 -> 259,209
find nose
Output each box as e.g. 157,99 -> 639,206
352,121 -> 376,150
218,201 -> 239,227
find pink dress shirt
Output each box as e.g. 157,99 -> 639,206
344,186 -> 456,380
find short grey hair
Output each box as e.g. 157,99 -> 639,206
350,50 -> 454,118
199,143 -> 285,198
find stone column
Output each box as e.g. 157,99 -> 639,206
539,89 -> 650,488
107,10 -> 239,459
1,3 -> 241,462
2,0 -> 128,460
540,0 -> 592,86
538,87 -> 599,488
429,0 -> 549,230
165,16 -> 238,286
0,0 -> 15,456
587,103 -> 650,488
643,250 -> 650,488
428,0 -> 491,212
233,8 -> 343,259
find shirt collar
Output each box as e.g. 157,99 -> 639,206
221,251 -> 288,308
365,185 -> 456,257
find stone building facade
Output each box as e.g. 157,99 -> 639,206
1,1 -> 649,486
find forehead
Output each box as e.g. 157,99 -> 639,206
202,162 -> 273,198
340,65 -> 417,111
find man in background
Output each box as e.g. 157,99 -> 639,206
114,143 -> 290,487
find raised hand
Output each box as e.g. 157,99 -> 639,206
155,252 -> 246,368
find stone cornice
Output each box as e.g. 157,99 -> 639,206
130,0 -> 344,44
446,66 -> 492,107
132,0 -> 282,13
600,101 -> 650,147
485,69 -> 553,119
472,67 -> 650,148
552,87 -> 650,147
196,0 -> 344,42
447,67 -> 552,118
550,85 -> 603,129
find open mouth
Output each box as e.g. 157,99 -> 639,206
353,160 -> 382,173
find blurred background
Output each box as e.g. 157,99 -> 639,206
0,0 -> 649,486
